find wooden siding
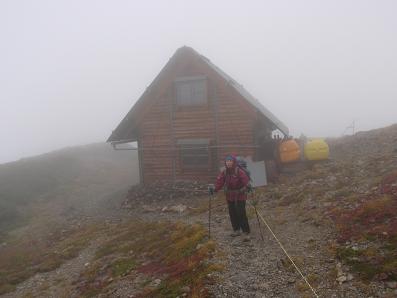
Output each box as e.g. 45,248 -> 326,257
137,50 -> 259,184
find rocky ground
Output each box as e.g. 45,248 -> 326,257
1,241 -> 100,298
1,124 -> 396,297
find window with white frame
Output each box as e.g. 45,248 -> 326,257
175,76 -> 207,106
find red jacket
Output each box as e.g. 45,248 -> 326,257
215,166 -> 250,202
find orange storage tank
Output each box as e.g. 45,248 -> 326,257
279,139 -> 301,163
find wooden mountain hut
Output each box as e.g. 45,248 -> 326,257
107,46 -> 289,184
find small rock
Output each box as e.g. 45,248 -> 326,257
169,204 -> 187,213
347,273 -> 354,281
258,281 -> 270,290
152,279 -> 162,287
336,262 -> 344,277
386,281 -> 397,289
142,205 -> 157,212
181,286 -> 191,293
328,175 -> 337,182
336,275 -> 347,284
326,258 -> 334,263
287,278 -> 296,284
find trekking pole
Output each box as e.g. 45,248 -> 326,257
208,193 -> 212,239
208,184 -> 214,239
251,190 -> 264,241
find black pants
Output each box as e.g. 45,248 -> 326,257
227,200 -> 250,233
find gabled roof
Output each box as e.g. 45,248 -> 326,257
107,46 -> 289,143
197,50 -> 289,135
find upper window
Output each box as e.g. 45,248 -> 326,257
175,76 -> 207,106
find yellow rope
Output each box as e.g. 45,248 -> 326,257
247,201 -> 320,298
146,186 -> 319,297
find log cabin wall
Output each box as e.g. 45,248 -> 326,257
138,49 -> 260,184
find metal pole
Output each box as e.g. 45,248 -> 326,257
208,193 -> 212,239
254,204 -> 264,241
251,191 -> 264,241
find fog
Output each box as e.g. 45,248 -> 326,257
1,0 -> 396,164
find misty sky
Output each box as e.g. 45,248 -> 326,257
1,0 -> 396,163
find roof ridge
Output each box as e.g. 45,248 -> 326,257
194,50 -> 289,135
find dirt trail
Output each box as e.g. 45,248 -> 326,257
0,194 -> 381,297
2,242 -> 98,298
185,198 -> 367,298
195,204 -> 301,298
122,195 -> 373,297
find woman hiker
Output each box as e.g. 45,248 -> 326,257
209,154 -> 251,241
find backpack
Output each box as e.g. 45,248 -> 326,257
236,156 -> 251,182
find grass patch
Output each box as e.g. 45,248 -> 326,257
0,284 -> 16,295
335,245 -> 397,281
189,194 -> 226,215
336,247 -> 361,260
336,247 -> 380,280
111,258 -> 136,277
330,178 -> 397,283
281,256 -> 305,273
0,223 -> 103,294
77,220 -> 222,297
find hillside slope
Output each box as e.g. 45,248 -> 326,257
328,123 -> 397,160
256,123 -> 397,295
0,143 -> 139,233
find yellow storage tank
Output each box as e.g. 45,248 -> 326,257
279,139 -> 301,163
304,139 -> 329,161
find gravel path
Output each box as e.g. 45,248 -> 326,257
2,242 -> 98,298
1,194 -> 386,297
181,196 -> 377,297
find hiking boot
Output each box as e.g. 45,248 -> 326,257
242,233 -> 251,242
230,230 -> 241,237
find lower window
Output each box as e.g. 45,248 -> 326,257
177,139 -> 211,168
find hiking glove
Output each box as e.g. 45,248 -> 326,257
208,184 -> 215,195
238,186 -> 247,193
